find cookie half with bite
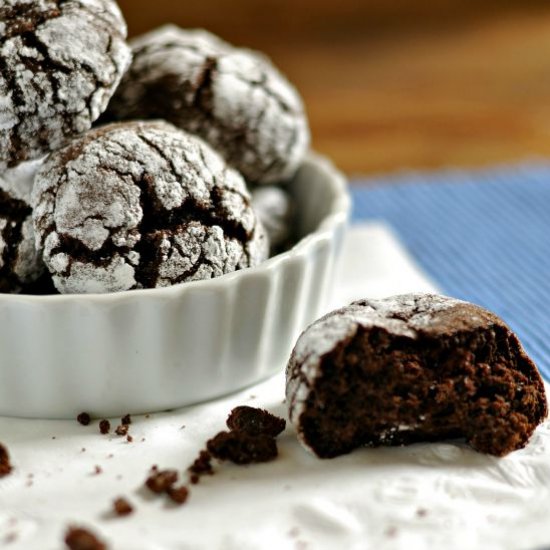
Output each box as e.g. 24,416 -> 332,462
286,293 -> 547,458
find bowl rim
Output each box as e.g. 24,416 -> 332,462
2,151 -> 350,305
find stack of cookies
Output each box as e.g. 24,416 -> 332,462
0,1 -> 310,294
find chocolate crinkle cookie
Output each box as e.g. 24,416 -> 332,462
0,0 -> 131,171
286,293 -> 548,458
0,159 -> 45,292
251,185 -> 295,255
32,120 -> 268,294
104,25 -> 310,185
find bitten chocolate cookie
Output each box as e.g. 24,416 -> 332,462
104,25 -> 310,184
286,293 -> 547,458
0,159 -> 44,292
0,0 -> 131,171
32,121 -> 268,294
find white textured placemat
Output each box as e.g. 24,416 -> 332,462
1,223 -> 548,550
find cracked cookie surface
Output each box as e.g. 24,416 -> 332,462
0,0 -> 131,171
0,159 -> 44,292
32,120 -> 269,294
104,25 -> 310,185
286,293 -> 547,458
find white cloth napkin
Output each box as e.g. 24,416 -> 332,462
1,223 -> 549,550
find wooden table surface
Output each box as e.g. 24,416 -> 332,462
118,3 -> 550,176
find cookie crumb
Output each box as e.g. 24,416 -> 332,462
77,413 -> 91,426
188,450 -> 213,483
81,448 -> 86,453
126,435 -> 133,443
113,497 -> 133,517
121,414 -> 132,426
99,420 -> 110,435
417,508 -> 428,518
4,532 -> 17,544
145,469 -> 178,494
167,485 -> 189,505
0,443 -> 13,477
115,424 -> 128,436
207,431 -> 278,465
64,526 -> 106,550
226,406 -> 286,437
93,466 -> 102,476
189,474 -> 199,485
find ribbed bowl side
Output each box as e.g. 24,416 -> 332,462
265,253 -> 310,375
0,299 -> 55,416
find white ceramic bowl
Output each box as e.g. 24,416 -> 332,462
0,153 -> 349,419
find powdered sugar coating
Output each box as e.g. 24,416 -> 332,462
0,159 -> 44,292
286,294 -> 503,433
105,25 -> 310,184
0,0 -> 131,171
32,120 -> 269,294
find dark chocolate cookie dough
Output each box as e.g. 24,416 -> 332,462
32,120 -> 268,294
104,26 -> 310,184
286,293 -> 547,458
0,0 -> 131,171
0,159 -> 44,292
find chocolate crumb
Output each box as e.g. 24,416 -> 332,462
126,435 -> 133,443
145,414 -> 150,419
226,406 -> 286,437
77,413 -> 91,426
288,526 -> 300,538
0,443 -> 13,477
64,526 -> 106,550
4,532 -> 17,544
207,431 -> 278,465
188,450 -> 213,481
189,474 -> 199,485
81,448 -> 86,453
99,420 -> 110,435
115,424 -> 128,436
113,497 -> 133,517
167,485 -> 189,505
145,469 -> 178,494
417,508 -> 428,518
121,414 -> 132,426
93,466 -> 102,476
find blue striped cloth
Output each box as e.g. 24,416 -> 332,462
351,164 -> 550,381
